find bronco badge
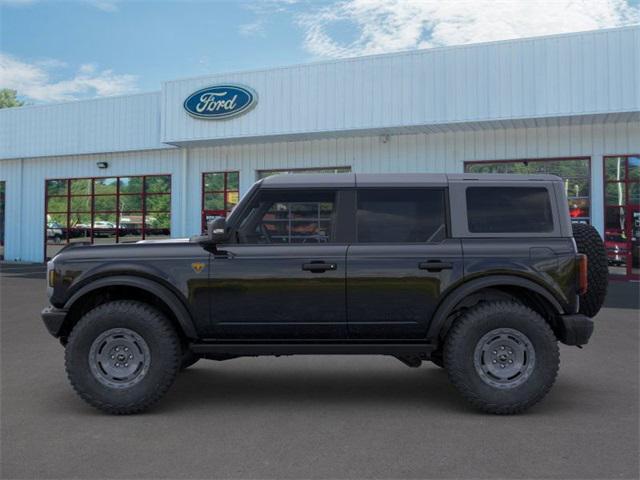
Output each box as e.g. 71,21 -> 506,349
191,262 -> 205,273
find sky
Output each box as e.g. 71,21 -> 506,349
1,0 -> 639,104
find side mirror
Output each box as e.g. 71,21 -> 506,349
207,217 -> 229,244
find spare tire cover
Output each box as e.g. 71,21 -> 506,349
572,223 -> 608,317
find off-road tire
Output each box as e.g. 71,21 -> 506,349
444,301 -> 559,414
572,223 -> 608,318
65,300 -> 181,414
180,350 -> 200,370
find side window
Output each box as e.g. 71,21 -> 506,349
466,187 -> 553,233
356,189 -> 446,243
238,190 -> 336,244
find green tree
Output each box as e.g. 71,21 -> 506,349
0,89 -> 24,109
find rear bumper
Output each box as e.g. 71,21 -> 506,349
41,306 -> 68,338
557,314 -> 594,346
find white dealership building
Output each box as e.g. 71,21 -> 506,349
0,26 -> 638,279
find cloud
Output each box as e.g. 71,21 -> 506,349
0,53 -> 138,102
298,0 -> 640,58
239,19 -> 266,36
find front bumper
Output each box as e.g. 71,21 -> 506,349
557,314 -> 594,346
41,306 -> 68,338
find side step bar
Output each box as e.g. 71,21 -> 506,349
190,342 -> 436,357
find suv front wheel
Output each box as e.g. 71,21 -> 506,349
65,300 -> 181,414
444,301 -> 559,414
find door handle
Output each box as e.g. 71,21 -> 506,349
418,261 -> 453,272
302,262 -> 337,273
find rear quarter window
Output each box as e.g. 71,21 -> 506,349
466,187 -> 554,233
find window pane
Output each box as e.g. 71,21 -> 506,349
119,177 -> 143,194
94,195 -> 117,212
119,194 -> 143,211
629,156 -> 640,181
145,176 -> 171,193
568,198 -> 590,219
227,172 -> 239,190
605,157 -> 626,182
630,183 -> 639,205
70,196 -> 91,212
94,177 -> 117,194
46,179 -> 67,196
204,173 -> 225,191
357,189 -> 446,243
204,193 -> 224,210
93,213 -> 117,228
240,190 -> 336,244
605,183 -> 625,206
47,196 -> 68,213
70,179 -> 91,195
145,214 -> 171,239
466,187 -> 553,233
119,213 -> 144,238
46,213 -> 67,228
605,206 -> 626,232
69,213 -> 91,229
564,178 -> 590,199
145,194 -> 170,212
226,191 -> 239,210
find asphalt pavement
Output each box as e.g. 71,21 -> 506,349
1,263 -> 638,479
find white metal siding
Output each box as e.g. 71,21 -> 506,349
162,27 -> 639,145
0,92 -> 169,160
3,120 -> 635,262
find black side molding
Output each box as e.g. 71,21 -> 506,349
190,342 -> 436,357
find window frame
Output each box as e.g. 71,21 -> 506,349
201,171 -> 240,231
230,188 -> 349,245
353,187 -> 449,244
448,181 -> 562,238
602,154 -> 640,280
44,174 -> 171,259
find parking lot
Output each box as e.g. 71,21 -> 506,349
1,263 -> 638,479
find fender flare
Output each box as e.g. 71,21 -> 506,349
63,275 -> 198,339
426,275 -> 566,340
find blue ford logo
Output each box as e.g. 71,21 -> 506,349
183,84 -> 257,119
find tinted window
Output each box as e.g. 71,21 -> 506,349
466,187 -> 553,233
239,190 -> 336,244
356,189 -> 446,243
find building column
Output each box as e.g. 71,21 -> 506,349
591,155 -> 604,236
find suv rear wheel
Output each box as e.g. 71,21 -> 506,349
65,300 -> 181,414
444,301 -> 559,414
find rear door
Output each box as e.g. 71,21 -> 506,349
346,188 -> 463,339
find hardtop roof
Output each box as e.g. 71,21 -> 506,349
259,172 -> 562,188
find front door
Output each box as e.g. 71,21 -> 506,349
347,188 -> 464,338
204,188 -> 348,339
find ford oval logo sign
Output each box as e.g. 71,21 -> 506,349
183,84 -> 257,120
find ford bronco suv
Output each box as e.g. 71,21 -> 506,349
42,173 -> 608,415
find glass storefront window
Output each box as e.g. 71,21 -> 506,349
464,158 -> 591,224
603,156 -> 639,279
45,175 -> 171,259
201,171 -> 240,231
